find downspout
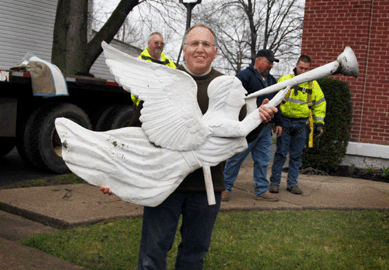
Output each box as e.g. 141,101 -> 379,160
358,0 -> 374,141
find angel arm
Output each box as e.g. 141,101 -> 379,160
209,99 -> 277,137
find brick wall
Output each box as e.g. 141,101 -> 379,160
302,0 -> 389,145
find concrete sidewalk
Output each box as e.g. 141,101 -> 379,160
0,158 -> 389,269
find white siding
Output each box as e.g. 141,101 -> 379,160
0,0 -> 57,69
90,39 -> 142,80
0,0 -> 141,80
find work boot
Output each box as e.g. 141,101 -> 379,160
221,190 -> 230,202
269,184 -> 279,193
287,186 -> 302,195
254,191 -> 279,202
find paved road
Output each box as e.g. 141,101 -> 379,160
0,147 -> 57,186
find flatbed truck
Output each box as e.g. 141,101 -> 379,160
0,70 -> 134,173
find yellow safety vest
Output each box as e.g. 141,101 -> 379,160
280,74 -> 326,147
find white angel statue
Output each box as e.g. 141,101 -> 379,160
54,42 -> 287,207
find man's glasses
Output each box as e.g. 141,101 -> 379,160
154,41 -> 165,46
184,41 -> 216,49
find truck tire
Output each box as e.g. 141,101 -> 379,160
93,105 -> 119,131
36,103 -> 92,173
16,104 -> 57,169
0,137 -> 15,157
99,105 -> 134,131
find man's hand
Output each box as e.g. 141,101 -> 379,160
315,124 -> 324,139
100,186 -> 116,198
259,98 -> 278,123
275,126 -> 282,137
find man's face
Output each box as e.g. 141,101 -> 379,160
148,34 -> 164,59
183,27 -> 218,75
254,56 -> 273,77
296,60 -> 311,75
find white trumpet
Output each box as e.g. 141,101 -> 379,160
245,46 -> 359,113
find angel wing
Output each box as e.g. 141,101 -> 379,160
101,41 -> 212,151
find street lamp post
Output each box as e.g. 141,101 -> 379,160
176,0 -> 202,66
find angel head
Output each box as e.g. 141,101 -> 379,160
207,75 -> 247,113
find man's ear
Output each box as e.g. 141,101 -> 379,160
213,47 -> 218,59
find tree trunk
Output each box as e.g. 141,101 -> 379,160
52,0 -> 140,75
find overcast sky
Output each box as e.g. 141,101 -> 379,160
93,0 -> 303,75
93,0 -> 212,66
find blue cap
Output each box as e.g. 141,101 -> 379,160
256,49 -> 279,62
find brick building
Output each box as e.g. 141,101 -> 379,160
301,0 -> 389,168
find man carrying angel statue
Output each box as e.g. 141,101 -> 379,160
55,25 -> 282,269
55,26 -> 283,208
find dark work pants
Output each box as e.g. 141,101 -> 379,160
138,191 -> 222,270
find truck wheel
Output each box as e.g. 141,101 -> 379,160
0,137 -> 15,157
36,103 -> 92,173
93,105 -> 119,131
100,105 -> 134,131
16,104 -> 57,169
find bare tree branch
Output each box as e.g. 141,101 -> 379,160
193,0 -> 303,75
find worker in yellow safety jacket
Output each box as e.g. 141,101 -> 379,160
269,55 -> 326,195
131,32 -> 176,106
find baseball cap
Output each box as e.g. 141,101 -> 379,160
256,49 -> 279,62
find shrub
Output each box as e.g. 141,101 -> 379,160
382,167 -> 389,179
302,78 -> 352,172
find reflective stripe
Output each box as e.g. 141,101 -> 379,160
312,97 -> 326,105
313,116 -> 325,122
283,97 -> 307,105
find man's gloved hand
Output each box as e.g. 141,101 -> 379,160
315,124 -> 324,139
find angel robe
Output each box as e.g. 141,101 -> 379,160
55,118 -> 247,207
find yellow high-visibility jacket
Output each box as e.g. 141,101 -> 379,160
279,74 -> 326,125
137,48 -> 176,68
131,48 -> 177,105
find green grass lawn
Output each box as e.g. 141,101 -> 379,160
21,209 -> 389,270
0,174 -> 86,190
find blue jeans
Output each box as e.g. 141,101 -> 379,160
270,118 -> 307,188
138,191 -> 221,270
224,125 -> 272,196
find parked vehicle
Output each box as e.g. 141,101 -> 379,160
0,0 -> 140,173
0,70 -> 134,173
